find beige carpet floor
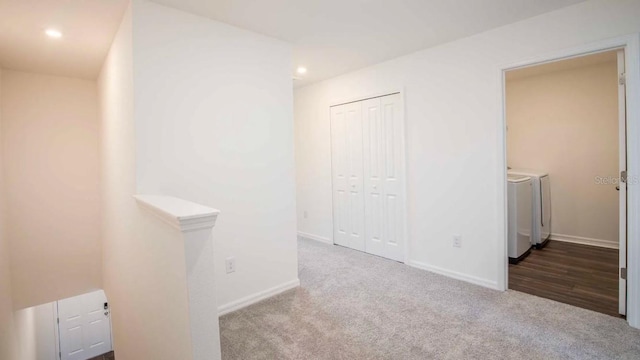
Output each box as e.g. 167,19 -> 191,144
219,238 -> 640,359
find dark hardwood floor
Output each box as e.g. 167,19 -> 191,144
509,240 -> 620,317
88,351 -> 115,360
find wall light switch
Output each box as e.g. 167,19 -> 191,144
225,257 -> 236,274
453,235 -> 462,248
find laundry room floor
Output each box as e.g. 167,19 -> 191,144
87,351 -> 114,360
509,240 -> 619,317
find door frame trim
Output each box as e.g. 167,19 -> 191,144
496,33 -> 640,328
617,48 -> 628,316
328,89 -> 409,263
54,302 -> 61,360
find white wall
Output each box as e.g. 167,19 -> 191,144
0,70 -> 102,310
132,0 -> 298,309
13,302 -> 57,360
100,2 -> 296,355
507,58 -> 619,246
98,4 -> 194,359
294,0 -> 640,290
0,66 -> 18,360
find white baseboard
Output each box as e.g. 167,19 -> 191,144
408,260 -> 499,290
550,233 -> 619,249
218,278 -> 300,316
297,231 -> 333,245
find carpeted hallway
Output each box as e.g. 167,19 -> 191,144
219,238 -> 640,359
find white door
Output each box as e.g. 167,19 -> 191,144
362,97 -> 385,257
379,94 -> 405,261
58,290 -> 112,360
332,93 -> 406,261
617,49 -> 627,316
331,101 -> 365,251
362,94 -> 405,261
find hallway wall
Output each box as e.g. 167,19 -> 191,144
99,2 -> 298,356
98,4 -> 194,359
0,70 -> 101,310
133,0 -> 299,310
0,66 -> 18,360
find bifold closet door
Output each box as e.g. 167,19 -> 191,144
331,102 -> 366,251
362,94 -> 404,262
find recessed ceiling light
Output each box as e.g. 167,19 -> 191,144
296,66 -> 307,74
45,29 -> 62,38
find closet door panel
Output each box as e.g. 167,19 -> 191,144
332,94 -> 404,261
380,93 -> 404,261
331,102 -> 365,251
345,102 -> 365,251
362,97 -> 384,257
331,104 -> 349,247
335,189 -> 348,237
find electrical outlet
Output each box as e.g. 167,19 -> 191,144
303,210 -> 308,219
453,235 -> 462,248
225,257 -> 236,274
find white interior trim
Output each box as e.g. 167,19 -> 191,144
298,231 -> 500,290
549,234 -> 619,249
133,195 -> 220,231
328,89 -> 403,108
53,303 -> 60,360
298,231 -> 333,245
624,34 -> 640,329
497,33 -> 640,329
409,260 -> 499,290
218,279 -> 300,316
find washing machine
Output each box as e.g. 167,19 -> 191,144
508,174 -> 532,263
508,168 -> 551,248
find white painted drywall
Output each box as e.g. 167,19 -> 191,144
132,0 -> 298,309
0,66 -> 18,360
13,302 -> 57,360
98,4 -> 194,359
0,70 -> 101,310
507,58 -> 619,246
294,0 -> 640,289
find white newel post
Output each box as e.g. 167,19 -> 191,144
134,195 -> 222,360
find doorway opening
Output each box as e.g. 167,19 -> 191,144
13,290 -> 114,360
503,49 -> 627,317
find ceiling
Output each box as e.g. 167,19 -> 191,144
0,0 -> 129,80
0,0 -> 585,83
506,50 -> 618,81
151,0 -> 585,87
